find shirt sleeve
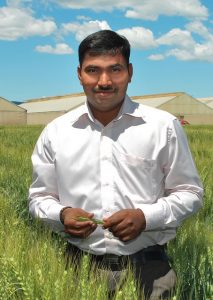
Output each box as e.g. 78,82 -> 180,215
28,126 -> 65,232
139,118 -> 203,231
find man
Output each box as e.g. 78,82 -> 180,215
29,30 -> 203,299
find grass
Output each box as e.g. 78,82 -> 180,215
0,125 -> 212,299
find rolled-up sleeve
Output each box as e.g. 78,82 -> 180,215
29,126 -> 64,231
140,119 -> 203,231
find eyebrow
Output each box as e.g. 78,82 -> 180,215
110,63 -> 124,68
84,63 -> 124,69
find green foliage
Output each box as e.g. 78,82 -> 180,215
0,125 -> 212,299
0,125 -> 43,221
168,125 -> 213,300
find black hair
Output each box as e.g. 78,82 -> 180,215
78,30 -> 131,66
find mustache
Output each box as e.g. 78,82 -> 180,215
93,86 -> 117,92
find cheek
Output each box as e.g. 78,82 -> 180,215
115,80 -> 130,90
81,81 -> 95,90
113,74 -> 130,84
81,74 -> 98,85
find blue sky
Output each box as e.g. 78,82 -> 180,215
0,0 -> 213,103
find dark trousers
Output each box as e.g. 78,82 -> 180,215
65,243 -> 176,299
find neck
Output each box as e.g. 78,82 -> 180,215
89,102 -> 123,126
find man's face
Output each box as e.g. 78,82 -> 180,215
78,52 -> 133,113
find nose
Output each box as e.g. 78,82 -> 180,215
98,72 -> 112,87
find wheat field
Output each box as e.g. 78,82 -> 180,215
0,125 -> 212,299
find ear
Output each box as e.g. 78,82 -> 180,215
77,66 -> 82,85
128,63 -> 133,83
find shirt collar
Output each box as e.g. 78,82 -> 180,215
116,95 -> 143,119
69,94 -> 143,124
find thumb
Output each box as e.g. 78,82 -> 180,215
102,216 -> 111,229
87,212 -> 94,219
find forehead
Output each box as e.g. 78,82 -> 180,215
81,53 -> 127,68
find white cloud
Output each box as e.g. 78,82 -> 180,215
0,4 -> 57,41
62,20 -> 111,41
157,28 -> 195,48
49,0 -> 120,11
166,48 -> 195,61
125,0 -> 208,21
35,43 -> 73,54
50,0 -> 208,20
117,27 -> 157,50
152,22 -> 213,62
186,21 -> 213,40
76,15 -> 91,21
166,42 -> 213,62
148,54 -> 165,61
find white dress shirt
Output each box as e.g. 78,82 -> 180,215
29,95 -> 203,255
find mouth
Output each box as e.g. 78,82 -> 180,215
94,91 -> 115,98
93,87 -> 117,96
95,90 -> 114,94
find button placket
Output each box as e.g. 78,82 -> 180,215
100,128 -> 113,210
99,127 -> 116,246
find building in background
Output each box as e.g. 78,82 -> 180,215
132,92 -> 213,125
197,97 -> 213,112
1,92 -> 212,125
19,93 -> 86,125
0,97 -> 26,125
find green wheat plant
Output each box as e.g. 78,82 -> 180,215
0,125 -> 212,299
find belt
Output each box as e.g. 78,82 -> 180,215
66,244 -> 168,271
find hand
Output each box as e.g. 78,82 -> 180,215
62,208 -> 97,238
103,209 -> 146,242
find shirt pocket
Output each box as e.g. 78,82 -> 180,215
113,151 -> 156,204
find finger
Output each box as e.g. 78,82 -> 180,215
103,213 -> 124,228
65,226 -> 96,238
120,235 -> 132,242
65,227 -> 88,237
65,218 -> 94,229
114,225 -> 141,241
79,221 -> 97,231
65,221 -> 97,233
87,212 -> 94,219
110,219 -> 127,233
111,228 -> 132,241
74,220 -> 95,228
112,226 -> 130,238
85,227 -> 96,237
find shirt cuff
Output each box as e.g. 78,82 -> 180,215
36,201 -> 66,232
137,201 -> 166,231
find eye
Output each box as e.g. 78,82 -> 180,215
85,67 -> 98,74
111,66 -> 122,73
